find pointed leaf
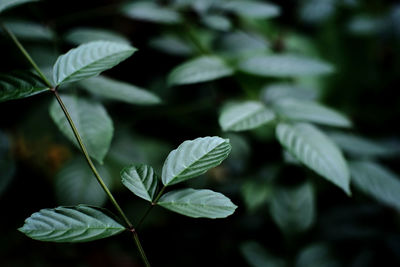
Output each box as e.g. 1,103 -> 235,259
219,101 -> 275,132
49,95 -> 113,164
168,56 -> 234,86
78,76 -> 161,105
273,99 -> 352,128
221,1 -> 280,19
55,159 -> 112,206
261,83 -> 318,103
201,14 -> 232,31
121,164 -> 158,202
158,188 -> 237,218
350,161 -> 400,211
19,205 -> 125,242
239,54 -> 334,77
65,28 -> 129,45
276,123 -> 350,194
0,0 -> 37,13
53,41 -> 136,85
270,183 -> 315,234
0,71 -> 49,102
161,136 -> 231,186
123,2 -> 182,24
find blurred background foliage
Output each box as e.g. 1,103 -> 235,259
1,0 -> 400,266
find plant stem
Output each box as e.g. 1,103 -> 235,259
132,231 -> 150,266
137,186 -> 167,229
1,24 -> 53,88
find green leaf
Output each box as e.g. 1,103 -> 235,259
221,1 -> 280,19
53,41 -> 136,85
149,35 -> 194,56
241,241 -> 287,267
329,132 -> 397,158
276,123 -> 350,194
350,161 -> 400,211
261,83 -> 318,103
19,205 -> 125,242
49,95 -> 113,164
123,2 -> 182,24
270,183 -> 315,234
273,99 -> 352,128
242,181 -> 272,212
0,131 -> 15,196
55,159 -> 112,206
0,71 -> 49,102
168,56 -> 234,86
295,243 -> 339,267
201,14 -> 232,31
161,136 -> 231,186
78,76 -> 161,105
121,164 -> 158,202
0,0 -> 37,14
158,188 -> 237,218
219,101 -> 275,132
239,54 -> 334,77
1,20 -> 53,41
64,28 -> 129,45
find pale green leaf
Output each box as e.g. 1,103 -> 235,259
0,71 -> 49,102
19,205 -> 125,242
273,99 -> 352,127
53,41 -> 136,85
158,188 -> 237,218
242,181 -> 272,212
241,241 -> 287,267
162,136 -> 231,186
350,161 -> 400,211
55,159 -> 112,206
123,2 -> 182,24
219,101 -> 275,132
201,14 -> 232,31
65,28 -> 129,45
0,131 -> 15,196
261,83 -> 318,103
218,31 -> 269,56
0,0 -> 37,13
276,123 -> 350,194
78,76 -> 160,105
295,243 -> 339,267
239,54 -> 334,77
149,35 -> 193,56
221,1 -> 280,19
270,183 -> 315,234
2,20 -> 53,41
168,56 -> 234,86
329,132 -> 396,158
49,95 -> 113,164
121,164 -> 158,202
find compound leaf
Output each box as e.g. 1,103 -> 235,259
19,205 -> 125,242
161,137 -> 231,186
158,188 -> 237,218
53,41 -> 136,85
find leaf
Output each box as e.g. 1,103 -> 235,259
0,131 -> 15,196
272,99 -> 352,128
168,56 -> 234,86
270,183 -> 315,234
149,35 -> 194,56
218,31 -> 269,56
242,181 -> 272,212
158,188 -> 237,218
0,71 -> 49,102
261,83 -> 318,103
78,76 -> 161,105
121,164 -> 158,202
1,20 -> 53,41
350,161 -> 400,211
161,136 -> 231,186
221,1 -> 281,19
201,14 -> 232,31
49,95 -> 113,164
329,132 -> 396,158
276,123 -> 350,194
53,41 -> 136,85
219,101 -> 275,132
123,2 -> 182,24
239,54 -> 334,77
0,0 -> 37,14
64,28 -> 129,45
295,243 -> 339,267
55,159 -> 112,206
241,241 -> 287,267
19,205 -> 125,242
